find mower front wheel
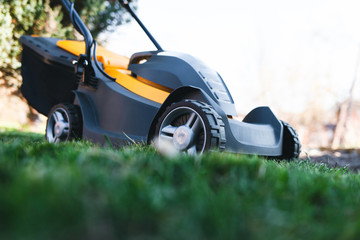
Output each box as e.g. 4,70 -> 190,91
155,100 -> 226,154
279,120 -> 301,160
45,103 -> 82,143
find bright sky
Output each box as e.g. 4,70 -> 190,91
101,0 -> 360,114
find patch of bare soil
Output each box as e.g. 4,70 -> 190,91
304,149 -> 360,172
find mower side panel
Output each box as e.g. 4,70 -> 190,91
224,107 -> 283,156
74,76 -> 161,146
128,51 -> 238,117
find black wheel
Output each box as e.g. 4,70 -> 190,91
155,100 -> 226,154
279,120 -> 301,160
45,103 -> 82,143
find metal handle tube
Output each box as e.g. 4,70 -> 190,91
121,0 -> 163,51
61,0 -> 94,59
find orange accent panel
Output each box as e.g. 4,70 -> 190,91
57,40 -> 129,70
104,68 -> 170,104
136,75 -> 173,92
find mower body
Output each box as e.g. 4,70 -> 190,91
20,0 -> 300,158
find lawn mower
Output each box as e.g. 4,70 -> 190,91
20,0 -> 301,159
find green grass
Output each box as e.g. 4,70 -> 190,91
0,129 -> 360,240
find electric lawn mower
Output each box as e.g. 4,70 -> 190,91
20,0 -> 301,159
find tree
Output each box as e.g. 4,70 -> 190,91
0,0 -> 135,87
51,0 -> 133,38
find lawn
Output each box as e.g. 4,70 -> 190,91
0,129 -> 359,240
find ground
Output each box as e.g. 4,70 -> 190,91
305,149 -> 360,172
1,83 -> 360,172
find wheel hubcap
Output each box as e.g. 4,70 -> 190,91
46,108 -> 70,143
158,107 -> 206,154
54,121 -> 67,138
173,126 -> 193,151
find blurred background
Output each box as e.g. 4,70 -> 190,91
2,0 -> 360,151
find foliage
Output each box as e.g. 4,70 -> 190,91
0,129 -> 360,240
51,0 -> 132,38
0,0 -> 134,87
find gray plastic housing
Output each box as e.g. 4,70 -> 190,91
20,37 -> 285,156
20,0 -> 289,156
73,50 -> 284,155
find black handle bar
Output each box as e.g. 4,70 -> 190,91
61,0 -> 94,60
119,0 -> 163,51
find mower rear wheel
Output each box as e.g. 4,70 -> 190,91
279,120 -> 301,160
46,103 -> 82,143
155,100 -> 226,154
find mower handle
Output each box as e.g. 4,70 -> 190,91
61,0 -> 94,60
119,0 -> 133,9
119,0 -> 163,51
